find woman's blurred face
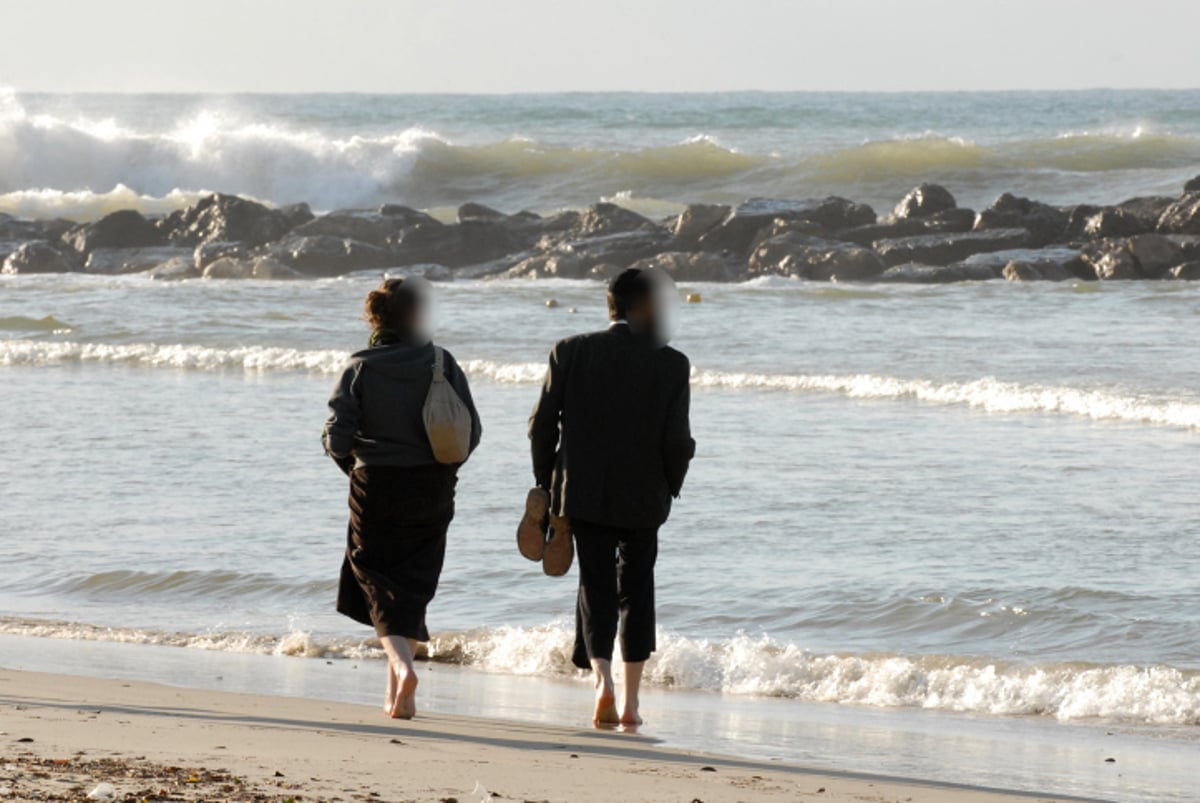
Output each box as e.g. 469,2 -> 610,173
405,276 -> 435,342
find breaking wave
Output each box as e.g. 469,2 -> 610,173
2,88 -> 1198,218
4,339 -> 1198,429
2,615 -> 1196,725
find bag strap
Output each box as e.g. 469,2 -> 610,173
431,346 -> 446,382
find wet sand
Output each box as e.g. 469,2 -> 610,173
0,668 -> 1081,802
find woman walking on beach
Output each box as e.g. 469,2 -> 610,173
323,278 -> 482,719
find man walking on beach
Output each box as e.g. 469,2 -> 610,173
529,268 -> 695,726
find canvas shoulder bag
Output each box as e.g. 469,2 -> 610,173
423,346 -> 473,464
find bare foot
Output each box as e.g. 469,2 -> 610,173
619,708 -> 643,728
389,667 -> 419,720
593,686 -> 620,727
384,662 -> 399,714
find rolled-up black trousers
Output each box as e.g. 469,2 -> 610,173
572,519 -> 659,670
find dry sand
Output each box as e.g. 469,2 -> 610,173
0,668 -> 1078,802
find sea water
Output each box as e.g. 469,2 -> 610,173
3,88 -> 1200,218
1,90 -> 1199,801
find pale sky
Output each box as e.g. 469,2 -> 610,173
4,0 -> 1199,93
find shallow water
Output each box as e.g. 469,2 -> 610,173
1,274 -> 1197,747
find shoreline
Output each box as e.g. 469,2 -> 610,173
0,667 -> 1090,803
5,634 -> 1189,802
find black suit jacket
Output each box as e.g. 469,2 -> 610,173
529,323 -> 695,529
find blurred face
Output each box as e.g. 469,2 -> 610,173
627,269 -> 678,346
403,276 -> 434,341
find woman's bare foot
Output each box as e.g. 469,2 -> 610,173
593,692 -> 620,726
384,662 -> 399,714
389,666 -> 419,720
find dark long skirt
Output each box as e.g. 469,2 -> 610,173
336,464 -> 457,641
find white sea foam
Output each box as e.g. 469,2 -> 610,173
0,340 -> 349,373
690,370 -> 1200,429
4,339 -> 1198,429
2,616 -> 1195,725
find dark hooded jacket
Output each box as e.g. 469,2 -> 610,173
324,340 -> 481,470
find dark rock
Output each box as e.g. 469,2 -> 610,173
0,214 -> 46,241
697,197 -> 875,255
289,212 -> 400,248
836,218 -> 929,247
2,241 -> 79,274
0,241 -> 22,266
958,246 -> 1081,275
1002,261 -> 1044,281
145,258 -> 200,281
1185,176 -> 1200,194
1083,208 -> 1148,239
746,219 -> 828,254
85,246 -> 193,275
526,210 -> 581,236
1118,196 -> 1176,227
874,228 -> 1032,267
923,207 -> 977,232
749,233 -> 884,281
267,235 -> 393,277
0,214 -> 73,242
379,203 -> 441,228
550,230 -> 677,271
1038,262 -> 1078,281
793,248 -> 886,282
1157,193 -> 1200,235
504,254 -> 589,280
891,183 -> 956,220
1126,234 -> 1185,278
279,202 -> 316,230
957,263 -> 1007,281
194,241 -> 249,270
62,209 -> 164,254
457,202 -> 507,222
974,193 -> 1068,245
574,203 -> 659,237
163,193 -> 308,246
1166,235 -> 1200,261
1063,204 -> 1104,239
1170,261 -> 1200,280
877,264 -> 972,284
391,220 -> 526,268
251,257 -> 306,280
836,209 -> 974,248
672,203 -> 731,245
1083,243 -> 1139,281
202,257 -> 252,280
748,233 -> 835,273
629,251 -> 746,282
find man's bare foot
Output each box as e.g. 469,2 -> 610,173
388,667 -> 419,720
619,707 -> 643,727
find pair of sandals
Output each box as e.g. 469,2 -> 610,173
517,488 -> 574,576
